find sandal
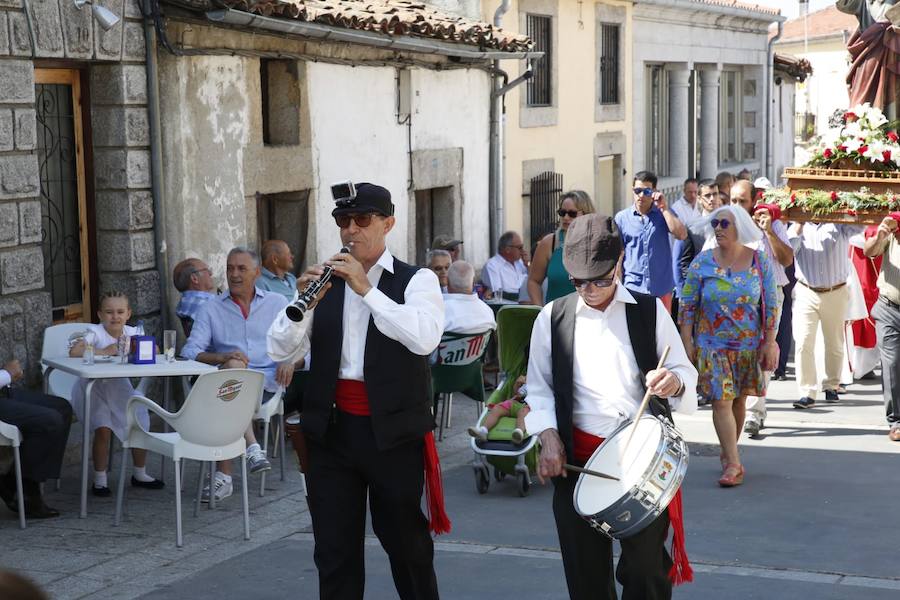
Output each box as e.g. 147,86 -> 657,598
719,453 -> 727,470
718,463 -> 744,487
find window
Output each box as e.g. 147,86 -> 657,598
414,187 -> 456,266
257,191 -> 310,273
599,23 -> 619,105
260,59 -> 300,146
719,70 -> 742,163
646,65 -> 668,176
526,15 -> 552,107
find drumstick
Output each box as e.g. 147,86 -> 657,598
622,345 -> 671,453
564,463 -> 620,481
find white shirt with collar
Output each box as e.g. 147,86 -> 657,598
483,254 -> 528,295
671,197 -> 702,230
524,285 -> 698,439
0,369 -> 11,389
267,248 -> 444,381
443,292 -> 496,335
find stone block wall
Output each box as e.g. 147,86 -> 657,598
0,0 -> 156,382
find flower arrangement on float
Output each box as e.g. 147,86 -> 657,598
771,104 -> 900,224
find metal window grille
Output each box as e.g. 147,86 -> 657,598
526,171 -> 564,246
599,24 -> 619,105
527,15 -> 552,107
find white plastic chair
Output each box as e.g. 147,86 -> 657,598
0,421 -> 26,529
254,387 -> 286,498
41,323 -> 88,400
113,369 -> 263,547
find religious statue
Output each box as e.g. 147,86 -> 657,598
837,0 -> 900,118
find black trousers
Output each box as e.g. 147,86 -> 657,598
776,265 -> 796,375
552,475 -> 672,600
0,388 -> 72,482
305,411 -> 439,600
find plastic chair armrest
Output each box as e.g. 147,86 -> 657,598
126,394 -> 177,432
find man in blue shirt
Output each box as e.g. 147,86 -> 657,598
615,170 -> 687,312
172,258 -> 217,337
257,240 -> 299,300
182,247 -> 297,502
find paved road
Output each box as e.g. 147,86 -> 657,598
2,367 -> 899,598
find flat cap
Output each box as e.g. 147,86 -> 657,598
562,214 -> 622,280
432,235 -> 463,250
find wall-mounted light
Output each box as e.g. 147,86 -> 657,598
73,0 -> 120,31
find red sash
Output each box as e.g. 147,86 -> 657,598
573,426 -> 692,585
335,380 -> 451,535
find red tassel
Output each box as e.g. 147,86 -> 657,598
423,432 -> 451,535
667,488 -> 693,585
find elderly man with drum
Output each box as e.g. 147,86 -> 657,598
524,213 -> 698,600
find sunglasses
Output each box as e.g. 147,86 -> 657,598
334,213 -> 376,229
633,187 -> 654,197
558,209 -> 580,218
570,276 -> 616,290
711,218 -> 731,230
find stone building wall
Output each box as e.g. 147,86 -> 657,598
0,0 -> 154,382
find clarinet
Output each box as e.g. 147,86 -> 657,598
285,246 -> 350,322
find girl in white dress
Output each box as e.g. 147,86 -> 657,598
69,291 -> 164,496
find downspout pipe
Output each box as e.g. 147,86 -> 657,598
766,20 -> 783,184
144,0 -> 170,332
489,0 -> 511,253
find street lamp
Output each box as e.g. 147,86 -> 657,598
73,0 -> 120,31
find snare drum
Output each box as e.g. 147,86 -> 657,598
573,415 -> 688,539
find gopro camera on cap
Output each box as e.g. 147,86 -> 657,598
331,181 -> 357,208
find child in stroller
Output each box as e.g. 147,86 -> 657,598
468,375 -> 530,444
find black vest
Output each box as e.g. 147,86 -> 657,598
549,290 -> 671,460
305,258 -> 434,450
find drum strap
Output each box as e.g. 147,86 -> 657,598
624,291 -> 674,423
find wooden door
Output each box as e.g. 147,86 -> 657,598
34,69 -> 91,323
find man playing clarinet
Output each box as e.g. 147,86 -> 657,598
524,213 -> 698,600
267,182 -> 446,600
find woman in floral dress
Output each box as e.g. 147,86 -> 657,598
679,204 -> 779,487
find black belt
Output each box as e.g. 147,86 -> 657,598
798,280 -> 846,294
880,295 -> 900,310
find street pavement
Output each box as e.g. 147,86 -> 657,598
2,365 -> 900,599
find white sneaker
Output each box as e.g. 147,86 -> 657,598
467,426 -> 488,441
511,428 -> 525,444
247,447 -> 272,473
200,475 -> 233,503
744,416 -> 763,437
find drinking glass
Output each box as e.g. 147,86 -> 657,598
117,334 -> 130,364
82,331 -> 95,365
163,330 -> 177,363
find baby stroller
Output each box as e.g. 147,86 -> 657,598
471,305 -> 541,497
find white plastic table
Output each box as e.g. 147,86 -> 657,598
41,356 -> 217,518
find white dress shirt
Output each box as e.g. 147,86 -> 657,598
443,293 -> 497,334
483,255 -> 528,295
671,197 -> 702,230
267,248 -> 444,381
0,369 -> 11,389
752,219 -> 791,287
524,285 -> 698,439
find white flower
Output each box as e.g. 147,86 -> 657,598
863,142 -> 885,162
842,121 -> 863,138
843,138 -> 863,153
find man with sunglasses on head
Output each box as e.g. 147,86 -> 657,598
267,182 -> 445,600
615,171 -> 687,314
524,213 -> 697,600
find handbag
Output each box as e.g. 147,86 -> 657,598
753,250 -> 779,371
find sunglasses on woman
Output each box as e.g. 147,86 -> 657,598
570,276 -> 616,290
557,209 -> 579,218
334,213 -> 376,229
710,218 -> 731,229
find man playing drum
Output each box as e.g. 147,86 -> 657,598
524,213 -> 698,600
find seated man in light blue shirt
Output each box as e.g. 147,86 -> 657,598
257,240 -> 299,301
182,246 -> 296,503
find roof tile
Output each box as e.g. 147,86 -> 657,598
221,0 -> 533,52
778,6 -> 857,43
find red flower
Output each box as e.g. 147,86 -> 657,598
831,191 -> 839,202
823,148 -> 834,159
839,145 -> 848,152
885,150 -> 893,162
790,193 -> 797,206
888,131 -> 899,143
756,190 -> 764,200
859,145 -> 869,154
845,111 -> 858,122
847,209 -> 857,216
